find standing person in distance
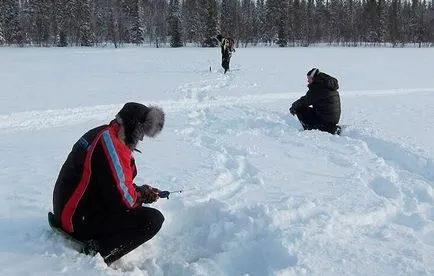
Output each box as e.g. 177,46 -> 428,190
216,34 -> 236,73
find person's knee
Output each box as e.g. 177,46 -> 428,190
145,208 -> 164,235
133,207 -> 165,233
153,209 -> 165,231
296,112 -> 309,125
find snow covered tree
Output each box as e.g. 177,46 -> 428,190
181,0 -> 200,44
428,0 -> 434,43
26,0 -> 53,45
363,0 -> 379,43
341,0 -> 358,45
255,0 -> 267,44
1,0 -> 434,46
220,0 -> 237,37
203,0 -> 218,43
400,1 -> 413,43
377,0 -> 388,43
288,0 -> 307,46
413,0 -> 429,46
78,0 -> 94,46
140,0 -> 168,47
0,22 -> 5,44
388,0 -> 402,46
130,0 -> 144,44
239,0 -> 257,46
168,0 -> 183,47
328,0 -> 344,44
314,0 -> 327,43
59,0 -> 94,46
0,0 -> 23,44
265,0 -> 289,45
153,0 -> 169,47
305,0 -> 315,45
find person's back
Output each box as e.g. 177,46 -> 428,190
306,72 -> 341,125
52,122 -> 138,235
289,68 -> 341,134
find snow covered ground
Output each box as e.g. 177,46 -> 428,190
0,47 -> 433,275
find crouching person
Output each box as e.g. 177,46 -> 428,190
51,102 -> 165,265
290,68 -> 342,135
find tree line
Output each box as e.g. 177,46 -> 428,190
1,0 -> 433,47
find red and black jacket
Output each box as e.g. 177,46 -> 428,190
52,121 -> 140,235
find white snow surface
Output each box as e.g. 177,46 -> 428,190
0,47 -> 433,275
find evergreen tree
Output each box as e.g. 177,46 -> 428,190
388,0 -> 402,46
364,0 -> 378,43
353,0 -> 365,44
130,0 -> 144,44
27,0 -> 53,45
220,0 -> 237,37
414,0 -> 428,46
266,0 -> 289,45
181,0 -> 200,44
256,0 -> 267,44
0,22 -> 5,44
306,0 -> 314,45
1,0 -> 434,47
400,1 -> 413,44
168,0 -> 183,47
314,0 -> 327,43
239,0 -> 257,46
0,0 -> 23,44
78,0 -> 94,46
204,0 -> 218,41
90,0 -> 116,46
153,0 -> 169,47
107,1 -> 121,47
289,0 -> 306,45
377,0 -> 388,43
428,0 -> 434,43
329,0 -> 344,44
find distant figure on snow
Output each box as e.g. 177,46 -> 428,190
51,102 -> 165,265
216,34 -> 236,73
289,68 -> 342,135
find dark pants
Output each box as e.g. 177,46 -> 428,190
296,106 -> 339,134
222,52 -> 231,73
76,207 -> 164,265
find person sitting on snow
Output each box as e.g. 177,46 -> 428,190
51,102 -> 165,265
289,68 -> 342,135
216,34 -> 235,73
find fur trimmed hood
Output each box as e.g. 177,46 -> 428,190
141,106 -> 165,138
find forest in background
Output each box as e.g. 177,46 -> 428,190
1,0 -> 433,47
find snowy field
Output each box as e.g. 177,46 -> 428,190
0,47 -> 434,275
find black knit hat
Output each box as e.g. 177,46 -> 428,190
118,102 -> 150,126
307,68 -> 320,78
117,102 -> 165,148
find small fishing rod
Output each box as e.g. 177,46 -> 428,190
158,188 -> 196,199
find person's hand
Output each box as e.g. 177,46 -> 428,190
135,184 -> 161,204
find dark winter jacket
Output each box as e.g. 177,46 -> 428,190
292,72 -> 341,124
52,121 -> 141,236
217,35 -> 235,58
